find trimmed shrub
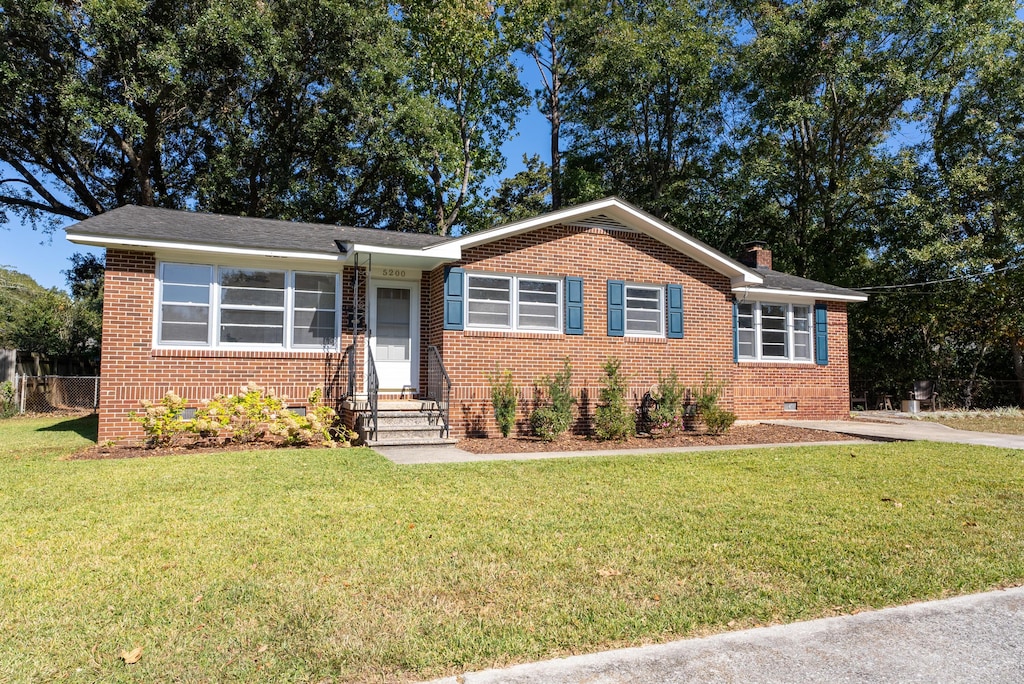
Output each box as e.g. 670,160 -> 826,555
487,369 -> 518,438
0,380 -> 16,418
594,358 -> 635,440
129,391 -> 192,446
650,369 -> 686,436
131,384 -> 351,448
703,405 -> 737,435
530,358 -> 576,441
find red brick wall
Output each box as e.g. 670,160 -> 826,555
97,250 -> 354,441
427,224 -> 851,437
99,224 -> 852,442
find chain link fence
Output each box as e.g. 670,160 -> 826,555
5,376 -> 100,414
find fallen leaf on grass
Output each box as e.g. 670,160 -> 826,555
119,646 -> 143,665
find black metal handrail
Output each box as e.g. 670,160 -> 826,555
343,344 -> 356,399
426,345 -> 452,438
366,343 -> 379,441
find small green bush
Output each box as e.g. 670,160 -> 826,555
129,391 -> 192,446
650,369 -> 685,436
703,405 -> 737,435
487,369 -> 518,438
694,371 -> 727,414
530,358 -> 576,441
594,358 -> 635,440
1,380 -> 18,418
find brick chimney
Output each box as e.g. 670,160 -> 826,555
738,241 -> 772,270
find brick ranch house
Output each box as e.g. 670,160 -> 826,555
66,196 -> 867,444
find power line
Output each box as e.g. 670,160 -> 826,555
853,261 -> 1022,291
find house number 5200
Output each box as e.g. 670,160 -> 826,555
380,268 -> 406,278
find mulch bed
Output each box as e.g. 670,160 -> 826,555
458,423 -> 854,454
68,424 -> 853,460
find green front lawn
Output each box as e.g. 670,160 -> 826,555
928,412 -> 1024,435
2,415 -> 1023,682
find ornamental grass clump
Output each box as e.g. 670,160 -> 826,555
530,358 -> 576,441
594,357 -> 635,440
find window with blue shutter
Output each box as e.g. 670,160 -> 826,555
666,284 -> 684,339
607,280 -> 625,336
814,303 -> 829,365
565,276 -> 584,335
443,266 -> 465,331
732,299 -> 739,362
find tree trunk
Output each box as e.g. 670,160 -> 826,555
1013,337 -> 1024,405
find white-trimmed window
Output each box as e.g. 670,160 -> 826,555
466,273 -> 561,332
625,284 -> 663,336
157,262 -> 339,349
737,302 -> 813,362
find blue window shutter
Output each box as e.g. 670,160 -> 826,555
565,276 -> 584,335
666,284 -> 684,339
607,280 -> 625,337
443,267 -> 465,331
815,303 -> 829,365
732,300 -> 739,362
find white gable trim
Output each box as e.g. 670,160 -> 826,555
425,197 -> 764,285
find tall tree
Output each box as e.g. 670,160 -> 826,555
561,0 -> 731,225
401,0 -> 529,235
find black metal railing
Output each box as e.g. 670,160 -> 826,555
342,344 -> 356,400
426,345 -> 452,438
365,344 -> 379,441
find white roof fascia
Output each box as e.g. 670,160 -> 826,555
429,197 -> 764,285
343,242 -> 461,261
732,286 -> 869,303
66,233 -> 343,262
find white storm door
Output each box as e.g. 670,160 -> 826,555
369,281 -> 419,391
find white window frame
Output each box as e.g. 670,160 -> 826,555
465,272 -> 562,333
624,283 -> 664,337
155,261 -> 341,351
736,301 -> 815,363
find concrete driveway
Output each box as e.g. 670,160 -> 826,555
426,587 -> 1024,683
769,416 -> 1024,450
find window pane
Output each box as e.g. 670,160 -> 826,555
738,302 -> 754,329
293,310 -> 336,346
294,273 -> 335,293
162,304 -> 209,325
163,283 -> 209,304
220,325 -> 284,345
794,331 -> 811,360
160,322 -> 209,343
626,286 -> 662,334
468,276 -> 511,327
295,291 -> 336,310
220,269 -> 285,307
517,279 -> 558,330
163,263 -> 211,286
793,305 -> 810,332
738,329 -> 755,358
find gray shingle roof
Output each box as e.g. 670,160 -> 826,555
65,205 -> 451,253
753,268 -> 865,299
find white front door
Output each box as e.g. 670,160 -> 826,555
369,281 -> 419,392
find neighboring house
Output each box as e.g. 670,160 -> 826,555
66,197 -> 867,444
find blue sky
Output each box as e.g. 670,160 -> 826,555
1,79 -> 549,292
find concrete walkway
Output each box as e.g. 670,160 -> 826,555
376,415 -> 1023,464
770,415 -> 1024,450
426,587 -> 1024,683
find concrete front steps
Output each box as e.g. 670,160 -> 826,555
349,399 -> 457,447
